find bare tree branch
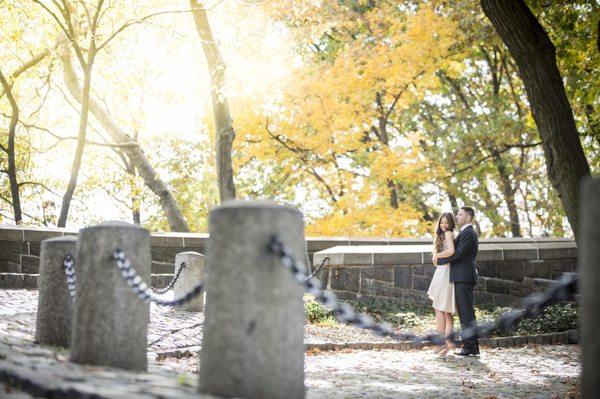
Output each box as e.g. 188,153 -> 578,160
0,194 -> 45,224
97,7 -> 209,51
264,118 -> 338,203
448,141 -> 542,177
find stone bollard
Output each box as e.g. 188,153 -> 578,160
199,200 -> 306,399
70,221 -> 150,371
35,236 -> 78,347
581,178 -> 600,398
174,251 -> 206,312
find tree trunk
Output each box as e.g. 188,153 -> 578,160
130,130 -> 141,225
388,180 -> 399,209
491,150 -> 521,237
61,54 -> 190,232
485,45 -> 521,237
57,64 -> 92,227
0,71 -> 22,224
128,163 -> 141,225
447,191 -> 458,214
481,0 -> 591,241
189,0 -> 236,202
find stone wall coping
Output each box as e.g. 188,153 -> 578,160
0,223 -> 572,242
313,241 -> 578,266
304,236 -> 573,245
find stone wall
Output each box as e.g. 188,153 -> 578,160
312,241 -> 578,306
0,224 -> 576,295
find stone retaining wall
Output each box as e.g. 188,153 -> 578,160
0,224 -> 573,273
312,241 -> 578,306
0,224 -> 576,295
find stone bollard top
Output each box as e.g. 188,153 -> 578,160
80,220 -> 147,231
177,251 -> 204,257
216,199 -> 301,214
42,236 -> 78,243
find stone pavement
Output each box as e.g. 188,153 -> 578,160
147,345 -> 581,399
1,290 -> 399,355
1,289 -> 581,398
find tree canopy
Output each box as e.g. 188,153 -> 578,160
1,0 -> 597,237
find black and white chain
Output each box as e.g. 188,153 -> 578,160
151,262 -> 187,294
269,235 -> 578,346
306,256 -> 329,280
113,248 -> 204,307
63,254 -> 76,298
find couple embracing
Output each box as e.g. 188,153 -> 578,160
427,206 -> 480,357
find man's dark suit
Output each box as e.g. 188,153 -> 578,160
437,225 -> 480,352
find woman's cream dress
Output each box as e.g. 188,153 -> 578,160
427,238 -> 456,313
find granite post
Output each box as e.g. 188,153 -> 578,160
199,200 -> 306,399
70,221 -> 150,371
174,251 -> 205,312
581,178 -> 600,398
35,236 -> 78,347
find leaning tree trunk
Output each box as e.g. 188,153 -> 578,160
0,71 -> 22,224
189,0 -> 236,202
481,0 -> 591,242
61,54 -> 190,232
57,64 -> 92,227
127,162 -> 141,225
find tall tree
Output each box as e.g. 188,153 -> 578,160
61,53 -> 191,231
0,71 -> 22,224
0,48 -> 50,224
481,0 -> 591,241
189,0 -> 236,202
33,0 -> 106,227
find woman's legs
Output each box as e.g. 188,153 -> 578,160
444,312 -> 455,349
435,309 -> 446,335
434,309 -> 446,353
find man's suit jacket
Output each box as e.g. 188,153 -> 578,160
437,225 -> 478,283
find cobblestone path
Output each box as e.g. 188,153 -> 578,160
1,289 -> 580,398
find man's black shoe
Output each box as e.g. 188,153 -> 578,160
457,348 -> 480,357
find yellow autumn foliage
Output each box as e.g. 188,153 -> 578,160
227,1 -> 462,236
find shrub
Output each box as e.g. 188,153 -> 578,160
511,303 -> 578,335
346,298 -> 433,329
476,303 -> 578,336
305,300 -> 336,325
304,294 -> 578,337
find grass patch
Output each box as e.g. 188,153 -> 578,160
304,295 -> 578,337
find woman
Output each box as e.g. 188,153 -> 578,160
427,212 -> 456,356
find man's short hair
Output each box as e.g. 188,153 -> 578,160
460,206 -> 475,221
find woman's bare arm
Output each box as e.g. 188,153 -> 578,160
435,231 -> 455,258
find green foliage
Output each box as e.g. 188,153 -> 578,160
304,299 -> 337,325
338,298 -> 577,337
176,374 -> 193,386
1,0 -> 596,235
528,0 -> 600,170
346,298 -> 433,329
478,303 -> 579,337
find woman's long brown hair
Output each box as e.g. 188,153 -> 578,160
434,212 -> 456,253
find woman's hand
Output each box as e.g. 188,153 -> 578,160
432,254 -> 439,264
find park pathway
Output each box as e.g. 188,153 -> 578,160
1,289 -> 580,398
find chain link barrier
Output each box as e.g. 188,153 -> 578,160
151,262 -> 186,295
306,256 -> 329,280
268,235 -> 579,347
113,248 -> 204,307
59,251 -> 203,307
63,254 -> 76,298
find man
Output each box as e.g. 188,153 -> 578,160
434,206 -> 480,356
